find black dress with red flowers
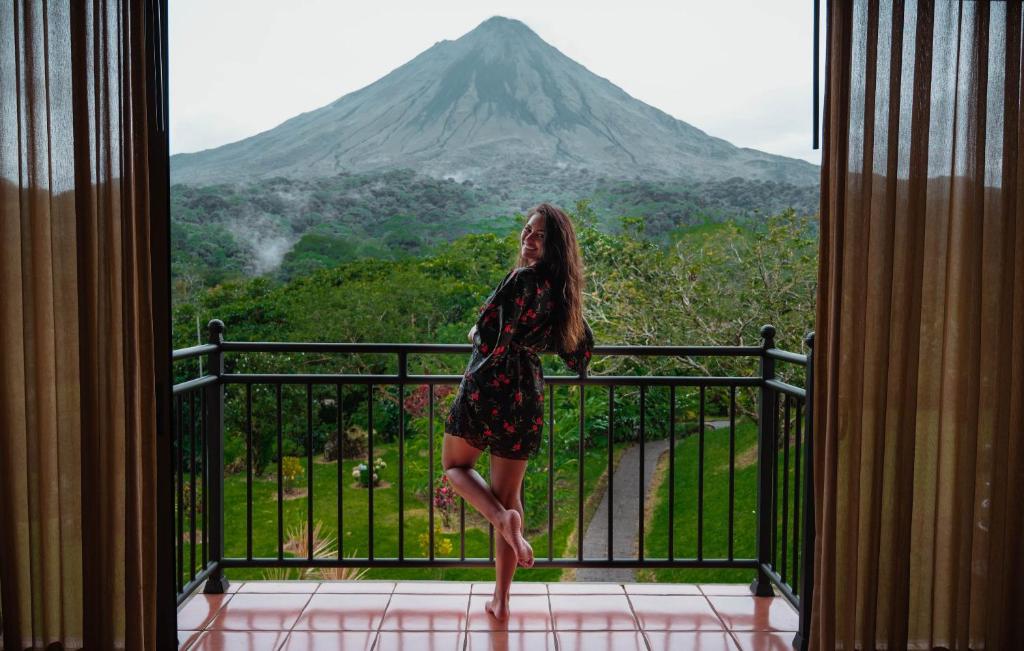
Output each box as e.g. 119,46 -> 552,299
444,265 -> 594,460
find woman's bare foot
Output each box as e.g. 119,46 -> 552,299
485,595 -> 510,622
495,509 -> 534,568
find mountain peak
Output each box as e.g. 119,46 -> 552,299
474,16 -> 535,35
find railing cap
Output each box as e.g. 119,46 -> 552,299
208,319 -> 226,343
760,324 -> 776,346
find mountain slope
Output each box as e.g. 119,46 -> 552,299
170,16 -> 817,186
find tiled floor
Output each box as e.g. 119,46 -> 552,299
177,581 -> 798,650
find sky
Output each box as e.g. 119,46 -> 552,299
169,0 -> 824,164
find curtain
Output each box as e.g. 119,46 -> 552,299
0,1 -> 169,649
813,0 -> 1023,649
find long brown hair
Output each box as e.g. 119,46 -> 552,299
515,202 -> 586,353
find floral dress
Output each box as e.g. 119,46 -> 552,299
444,265 -> 595,460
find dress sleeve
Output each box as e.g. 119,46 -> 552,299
559,319 -> 595,377
466,268 -> 536,377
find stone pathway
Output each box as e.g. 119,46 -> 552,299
575,438 -> 671,582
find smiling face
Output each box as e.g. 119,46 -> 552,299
520,212 -> 546,265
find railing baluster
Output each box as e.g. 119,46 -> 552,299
428,383 -> 434,561
548,384 -> 555,561
752,324 -> 776,596
781,394 -> 791,582
189,391 -> 197,580
202,320 -> 227,594
336,383 -> 343,560
771,389 -> 780,574
698,385 -> 705,561
668,384 -> 675,561
176,394 -> 183,592
607,385 -> 614,562
459,498 -> 466,561
728,386 -> 736,561
577,384 -> 585,563
246,384 -> 253,561
367,383 -> 374,561
306,383 -> 314,561
638,385 -> 645,562
277,384 -> 283,561
792,400 -> 803,592
201,389 -> 208,569
398,353 -> 406,561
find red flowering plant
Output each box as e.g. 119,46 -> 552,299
402,384 -> 454,419
433,474 -> 458,530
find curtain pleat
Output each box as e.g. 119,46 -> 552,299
1,1 -> 162,649
814,1 -> 1024,649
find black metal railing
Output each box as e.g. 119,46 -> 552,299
171,320 -> 814,646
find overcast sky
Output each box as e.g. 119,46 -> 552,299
169,0 -> 823,164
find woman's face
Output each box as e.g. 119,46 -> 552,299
520,213 -> 546,265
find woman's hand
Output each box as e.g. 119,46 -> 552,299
467,324 -> 477,344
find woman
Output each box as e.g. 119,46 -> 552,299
442,202 -> 594,621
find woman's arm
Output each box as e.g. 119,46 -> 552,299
558,319 -> 594,377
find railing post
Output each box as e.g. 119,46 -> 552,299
794,332 -> 815,651
203,319 -> 230,594
751,324 -> 776,597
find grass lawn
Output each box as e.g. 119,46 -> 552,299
638,418 -> 803,586
176,410 -> 631,585
175,393 -> 804,590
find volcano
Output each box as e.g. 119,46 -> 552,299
170,16 -> 817,187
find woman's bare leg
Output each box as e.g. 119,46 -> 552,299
441,434 -> 533,566
485,454 -> 532,621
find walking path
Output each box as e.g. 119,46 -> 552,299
575,438 -> 670,582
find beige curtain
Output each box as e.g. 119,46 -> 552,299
0,1 -> 167,649
813,0 -> 1023,649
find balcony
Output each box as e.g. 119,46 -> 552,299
171,322 -> 813,650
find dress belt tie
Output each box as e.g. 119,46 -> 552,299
508,341 -> 541,355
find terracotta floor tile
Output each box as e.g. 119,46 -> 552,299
471,581 -> 548,595
700,583 -> 760,596
238,581 -> 321,594
706,596 -> 798,632
547,582 -> 625,594
394,581 -> 473,594
207,593 -> 312,631
223,582 -> 243,593
466,595 -> 552,631
177,594 -> 231,630
623,582 -> 701,595
292,593 -> 390,631
628,595 -> 724,631
281,630 -> 376,651
187,630 -> 289,651
316,580 -> 394,593
646,630 -> 741,651
549,594 -> 638,630
375,631 -> 463,651
379,593 -> 470,631
556,630 -> 647,651
177,630 -> 203,650
730,631 -> 798,650
465,630 -> 556,650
